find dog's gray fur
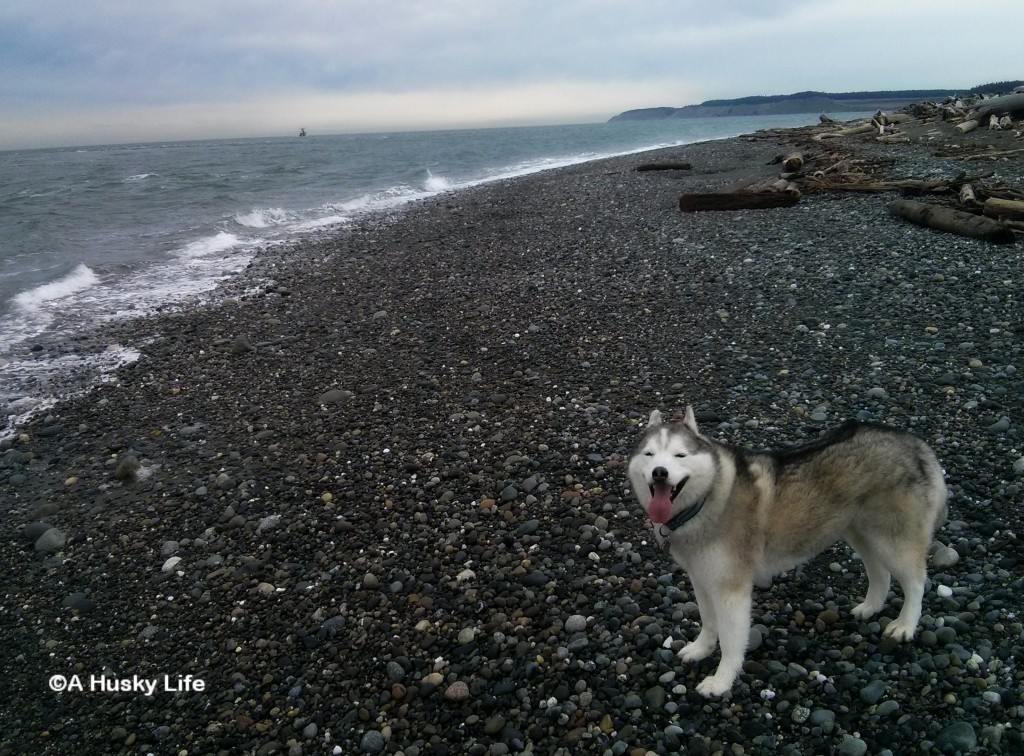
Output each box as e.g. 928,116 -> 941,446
628,407 -> 947,697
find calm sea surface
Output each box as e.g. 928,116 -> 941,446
0,114 -> 858,432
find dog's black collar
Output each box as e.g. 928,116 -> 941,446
658,496 -> 708,537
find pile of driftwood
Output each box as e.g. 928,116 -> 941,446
661,93 -> 1024,244
672,143 -> 1022,243
907,92 -> 1024,136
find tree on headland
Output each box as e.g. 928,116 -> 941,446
966,80 -> 1024,95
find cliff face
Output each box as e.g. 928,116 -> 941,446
609,93 -> 957,121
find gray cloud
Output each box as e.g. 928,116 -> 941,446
3,0 -> 1023,148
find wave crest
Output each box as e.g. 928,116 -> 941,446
234,207 -> 289,228
424,171 -> 453,192
13,264 -> 99,310
179,232 -> 241,258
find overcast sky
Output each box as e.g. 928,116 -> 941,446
3,0 -> 1023,149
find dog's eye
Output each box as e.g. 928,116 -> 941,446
674,453 -> 687,458
644,452 -> 654,457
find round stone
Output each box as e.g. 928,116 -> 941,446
444,681 -> 470,702
34,528 -> 66,553
565,614 -> 587,633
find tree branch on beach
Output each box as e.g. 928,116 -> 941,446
633,162 -> 694,172
678,192 -> 800,212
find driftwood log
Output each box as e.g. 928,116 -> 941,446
983,197 -> 1024,222
955,119 -> 979,134
634,162 -> 693,172
959,183 -> 979,206
782,152 -> 804,172
816,123 -> 876,139
888,199 -> 1015,244
971,93 -> 1024,121
679,192 -> 799,212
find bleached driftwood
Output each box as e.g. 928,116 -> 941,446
889,199 -> 1015,244
983,197 -> 1024,222
813,123 -> 876,140
972,93 -> 1024,121
959,183 -> 979,206
955,119 -> 980,134
963,148 -> 1024,161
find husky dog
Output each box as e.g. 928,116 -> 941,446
628,408 -> 947,697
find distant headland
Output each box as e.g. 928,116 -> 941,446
609,81 -> 1024,120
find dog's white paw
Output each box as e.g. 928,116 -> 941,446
695,674 -> 733,698
677,640 -> 714,663
851,601 -> 883,619
882,620 -> 916,642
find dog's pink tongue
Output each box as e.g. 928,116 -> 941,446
648,487 -> 673,524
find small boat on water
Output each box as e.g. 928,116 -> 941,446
299,128 -> 307,137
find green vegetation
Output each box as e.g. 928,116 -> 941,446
965,80 -> 1024,94
701,89 -> 959,107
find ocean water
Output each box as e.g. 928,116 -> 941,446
0,113 -> 850,433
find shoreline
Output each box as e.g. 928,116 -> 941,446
1,116 -> 839,441
2,124 -> 1021,754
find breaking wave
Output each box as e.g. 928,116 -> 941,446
424,171 -> 454,192
234,207 -> 290,228
179,232 -> 241,258
13,264 -> 99,310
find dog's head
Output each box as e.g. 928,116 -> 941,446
628,407 -> 717,525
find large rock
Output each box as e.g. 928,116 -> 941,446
318,388 -> 355,404
34,528 -> 66,553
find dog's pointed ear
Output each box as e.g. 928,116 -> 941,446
683,405 -> 699,433
648,409 -> 663,427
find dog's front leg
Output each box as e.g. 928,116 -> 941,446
695,585 -> 752,697
677,579 -> 718,662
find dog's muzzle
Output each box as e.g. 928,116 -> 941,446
648,473 -> 688,503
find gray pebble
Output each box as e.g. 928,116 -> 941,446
987,417 -> 1010,433
934,721 -> 977,752
809,709 -> 835,727
23,521 -> 55,541
35,528 -> 66,553
516,518 -> 539,536
359,730 -> 385,754
838,735 -> 868,756
318,388 -> 354,404
565,614 -> 587,633
932,545 -> 960,568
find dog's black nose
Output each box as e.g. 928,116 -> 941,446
652,466 -> 668,482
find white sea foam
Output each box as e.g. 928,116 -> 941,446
0,343 -> 141,441
179,232 -> 241,258
234,207 -> 289,228
290,215 -> 352,232
13,264 -> 99,310
124,173 -> 158,182
424,171 -> 454,192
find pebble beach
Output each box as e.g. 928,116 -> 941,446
2,123 -> 1022,755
